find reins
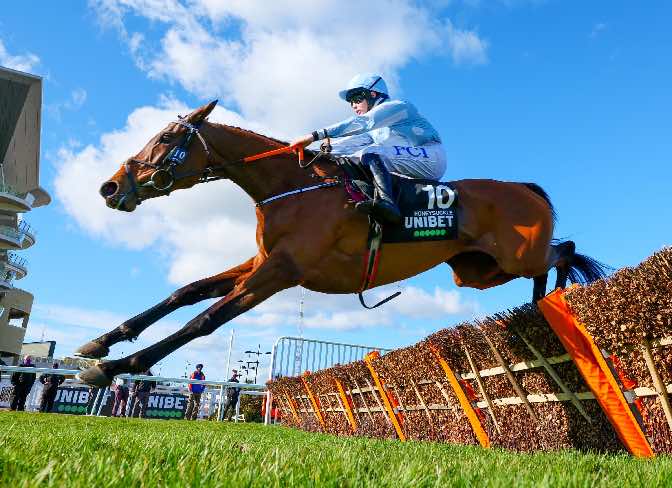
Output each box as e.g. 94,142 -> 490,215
242,144 -> 305,165
121,120 -> 331,208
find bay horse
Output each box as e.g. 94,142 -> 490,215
76,100 -> 607,386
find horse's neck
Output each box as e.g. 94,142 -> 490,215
207,124 -> 314,203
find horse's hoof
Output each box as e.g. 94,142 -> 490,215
77,365 -> 113,387
74,341 -> 110,359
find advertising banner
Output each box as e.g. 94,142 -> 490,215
53,387 -> 188,419
1,380 -> 189,419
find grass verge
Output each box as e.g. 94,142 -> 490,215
1,412 -> 671,487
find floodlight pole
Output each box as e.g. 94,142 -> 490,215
218,329 -> 235,421
225,329 -> 235,375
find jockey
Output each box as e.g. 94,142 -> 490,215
291,73 -> 446,225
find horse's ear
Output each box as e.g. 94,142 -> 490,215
189,100 -> 218,124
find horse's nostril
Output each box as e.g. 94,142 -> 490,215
100,181 -> 119,198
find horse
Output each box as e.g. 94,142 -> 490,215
76,100 -> 607,386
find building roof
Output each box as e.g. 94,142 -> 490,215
0,66 -> 50,207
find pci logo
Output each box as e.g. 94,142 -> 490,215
393,146 -> 430,158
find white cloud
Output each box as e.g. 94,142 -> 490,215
47,87 -> 89,120
71,88 -> 88,108
590,22 -> 607,38
0,39 -> 40,72
32,303 -> 127,331
27,281 -> 475,379
89,0 -> 489,136
444,20 -> 489,65
230,284 -> 478,332
22,322 -> 84,353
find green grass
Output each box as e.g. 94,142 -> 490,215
1,412 -> 671,487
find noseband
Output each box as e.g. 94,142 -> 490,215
118,119 -> 224,209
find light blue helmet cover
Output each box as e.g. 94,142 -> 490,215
338,73 -> 389,101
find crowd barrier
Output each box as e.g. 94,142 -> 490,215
0,367 -> 265,421
266,248 -> 672,457
264,336 -> 391,424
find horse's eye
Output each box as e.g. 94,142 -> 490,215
159,133 -> 173,144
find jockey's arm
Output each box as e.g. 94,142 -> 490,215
290,100 -> 409,148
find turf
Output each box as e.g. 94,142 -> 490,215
1,412 -> 671,487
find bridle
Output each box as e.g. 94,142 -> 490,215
116,117 -> 336,210
119,118 -> 227,209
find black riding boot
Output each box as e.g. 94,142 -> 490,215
355,155 -> 402,225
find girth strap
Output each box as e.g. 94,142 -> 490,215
358,220 -> 401,309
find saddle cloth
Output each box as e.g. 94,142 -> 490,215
336,157 -> 459,244
382,177 -> 459,243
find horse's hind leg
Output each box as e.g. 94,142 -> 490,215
78,252 -> 300,386
74,257 -> 255,359
552,241 -> 576,289
532,273 -> 548,302
550,240 -> 609,288
529,241 -> 574,302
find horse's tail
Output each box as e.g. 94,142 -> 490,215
553,240 -> 611,285
567,252 -> 611,284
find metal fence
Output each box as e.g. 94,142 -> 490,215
264,336 -> 391,424
268,336 -> 392,380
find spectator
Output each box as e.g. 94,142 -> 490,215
184,363 -> 205,421
39,362 -> 65,413
111,378 -> 129,417
131,369 -> 156,418
10,355 -> 36,411
125,380 -> 137,417
221,369 -> 242,420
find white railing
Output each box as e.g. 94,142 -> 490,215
0,365 -> 266,421
0,226 -> 20,241
0,182 -> 20,197
264,336 -> 391,424
7,252 -> 27,270
18,220 -> 36,240
268,336 -> 392,379
0,221 -> 36,246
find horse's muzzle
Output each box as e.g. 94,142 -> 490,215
100,181 -> 119,198
100,180 -> 137,211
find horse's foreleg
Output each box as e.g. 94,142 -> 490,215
74,257 -> 256,359
78,252 -> 301,386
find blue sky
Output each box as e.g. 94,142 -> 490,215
1,1 -> 670,381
